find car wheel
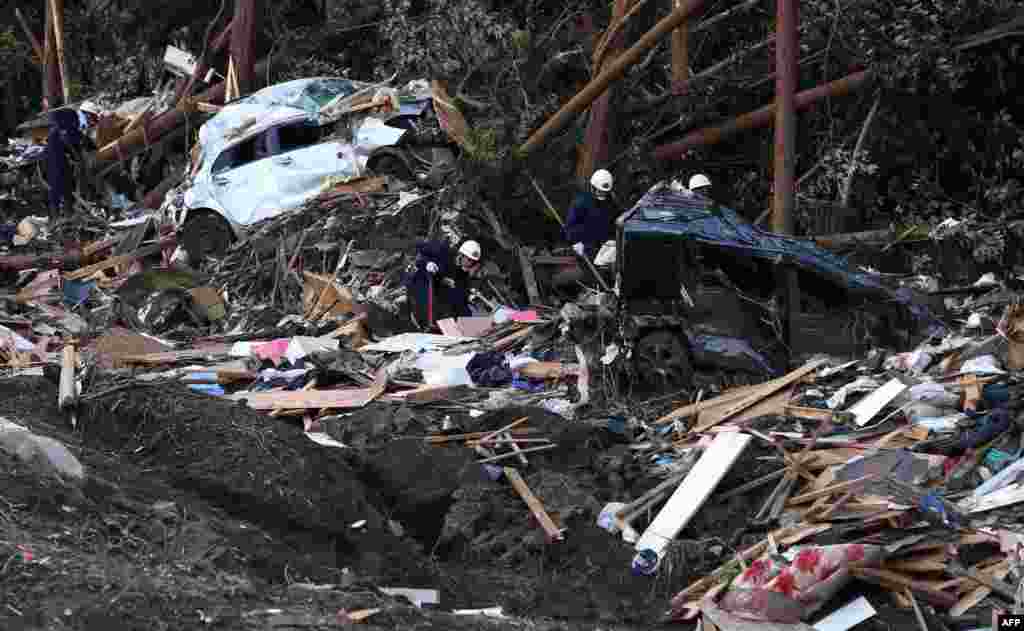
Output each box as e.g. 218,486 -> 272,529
634,330 -> 693,388
367,153 -> 413,182
180,210 -> 234,262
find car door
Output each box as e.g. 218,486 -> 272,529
267,121 -> 355,208
208,131 -> 281,226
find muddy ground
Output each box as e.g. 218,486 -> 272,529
0,376 -> 939,631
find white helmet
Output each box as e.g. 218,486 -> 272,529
79,100 -> 102,116
689,174 -> 711,191
458,240 -> 482,262
590,169 -> 613,193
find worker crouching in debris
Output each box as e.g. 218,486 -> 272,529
404,239 -> 483,330
553,169 -> 616,294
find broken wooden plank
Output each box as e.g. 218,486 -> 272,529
504,467 -> 564,542
382,384 -> 469,404
850,568 -> 958,608
227,388 -> 375,411
477,444 -> 557,464
493,326 -> 534,352
883,553 -> 949,574
119,349 -> 230,366
949,560 -> 1011,617
64,240 -> 171,281
692,360 -> 827,433
697,384 -> 796,430
847,378 -> 907,426
788,475 -> 876,505
785,405 -> 843,423
635,432 -> 751,557
657,381 -> 770,425
948,561 -> 1016,602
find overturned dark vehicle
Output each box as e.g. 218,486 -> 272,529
611,185 -> 944,387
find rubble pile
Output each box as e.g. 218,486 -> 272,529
4,23 -> 1024,631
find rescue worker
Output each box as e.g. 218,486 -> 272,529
404,239 -> 483,330
565,169 -> 616,260
553,169 -> 617,294
688,173 -> 712,197
46,101 -> 102,217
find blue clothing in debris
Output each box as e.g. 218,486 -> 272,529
404,240 -> 472,324
46,109 -> 85,213
565,191 -> 614,258
466,351 -> 512,387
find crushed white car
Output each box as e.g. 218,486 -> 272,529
172,77 -> 457,261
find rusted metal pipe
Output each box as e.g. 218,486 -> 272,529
520,0 -> 706,156
772,0 -> 797,234
230,0 -> 259,96
652,69 -> 872,160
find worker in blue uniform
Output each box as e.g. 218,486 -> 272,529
404,239 -> 483,330
553,169 -> 617,293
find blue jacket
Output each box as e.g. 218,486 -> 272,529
565,191 -> 614,255
404,240 -> 471,320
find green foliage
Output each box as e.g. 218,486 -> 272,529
0,28 -> 17,51
462,126 -> 498,163
379,0 -> 518,79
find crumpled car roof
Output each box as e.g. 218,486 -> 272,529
626,186 -> 947,335
196,77 -> 366,168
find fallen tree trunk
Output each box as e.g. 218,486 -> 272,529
652,70 -> 873,160
519,0 -> 707,156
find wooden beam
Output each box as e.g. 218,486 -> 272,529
504,467 -> 564,542
64,239 -> 172,281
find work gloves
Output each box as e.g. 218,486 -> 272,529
572,242 -> 585,256
426,261 -> 439,274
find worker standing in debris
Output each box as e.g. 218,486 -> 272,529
46,101 -> 102,217
566,169 -> 616,260
405,239 -> 483,330
552,169 -> 617,294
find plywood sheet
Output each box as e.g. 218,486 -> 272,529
635,432 -> 751,556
